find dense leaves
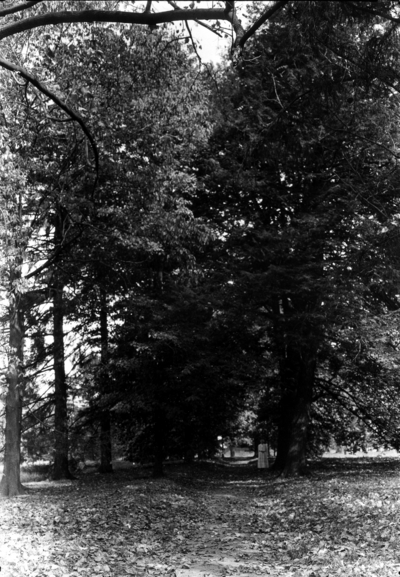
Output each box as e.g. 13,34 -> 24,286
195,0 -> 400,474
3,0 -> 400,494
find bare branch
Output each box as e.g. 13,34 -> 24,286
237,1 -> 288,48
167,1 -> 223,37
0,8 -> 230,42
185,20 -> 201,64
144,1 -> 152,13
24,230 -> 82,280
346,2 -> 400,25
224,1 -> 245,46
0,0 -> 43,19
0,4 -> 291,49
317,377 -> 396,447
0,54 -> 99,190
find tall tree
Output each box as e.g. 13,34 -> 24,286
1,1 -> 398,151
0,70 -> 44,494
199,0 -> 400,475
19,20 -> 216,477
51,205 -> 75,480
98,287 -> 112,474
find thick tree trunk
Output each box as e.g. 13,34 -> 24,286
152,404 -> 165,478
281,396 -> 310,476
99,410 -> 113,473
270,345 -> 297,471
281,354 -> 315,477
98,288 -> 113,474
0,289 -> 25,497
52,278 -> 73,480
271,388 -> 295,471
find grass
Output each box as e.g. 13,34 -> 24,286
0,461 -> 51,483
20,462 -> 51,482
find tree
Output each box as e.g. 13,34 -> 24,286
0,69 -> 45,494
52,205 -> 75,480
0,1 -> 280,49
1,1 -> 398,158
41,21 -> 216,475
2,0 -> 400,495
199,0 -> 400,475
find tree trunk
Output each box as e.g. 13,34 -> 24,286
99,410 -> 113,473
152,404 -> 165,478
270,345 -> 296,471
52,277 -> 73,480
281,353 -> 315,477
98,287 -> 113,473
0,288 -> 25,497
281,396 -> 309,476
271,387 -> 295,471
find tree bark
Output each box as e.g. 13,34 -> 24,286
0,9 -> 238,43
152,404 -> 165,478
271,385 -> 295,470
270,337 -> 296,471
98,410 -> 113,473
52,276 -> 74,480
281,352 -> 315,477
270,290 -> 319,477
0,287 -> 25,497
98,287 -> 113,474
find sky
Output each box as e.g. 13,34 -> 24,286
183,19 -> 232,63
134,1 -> 252,64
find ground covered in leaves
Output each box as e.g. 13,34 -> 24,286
1,458 -> 400,576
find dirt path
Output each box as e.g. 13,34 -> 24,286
1,459 -> 400,576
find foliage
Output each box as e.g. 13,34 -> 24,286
197,1 -> 400,471
4,0 -> 400,485
79,285 -> 252,463
0,17 -> 217,470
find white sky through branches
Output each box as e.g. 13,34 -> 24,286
135,1 -> 251,63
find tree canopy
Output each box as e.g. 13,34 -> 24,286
2,0 -> 400,496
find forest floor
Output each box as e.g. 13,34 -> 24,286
1,458 -> 400,577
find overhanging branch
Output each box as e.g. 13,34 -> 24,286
317,376 -> 398,447
224,2 -> 245,46
0,4 -> 294,53
0,54 -> 99,191
237,1 -> 288,48
346,2 -> 400,25
0,0 -> 43,19
0,8 -> 230,41
167,1 -> 223,37
24,230 -> 82,280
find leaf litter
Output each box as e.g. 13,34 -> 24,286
1,458 -> 400,576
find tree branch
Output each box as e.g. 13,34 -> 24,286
346,2 -> 400,26
185,20 -> 201,64
24,230 -> 82,280
167,1 -> 223,37
0,8 -> 230,42
317,377 -> 397,447
237,1 -> 288,48
224,1 -> 245,47
0,4 -> 288,52
0,0 -> 43,18
0,54 -> 99,190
